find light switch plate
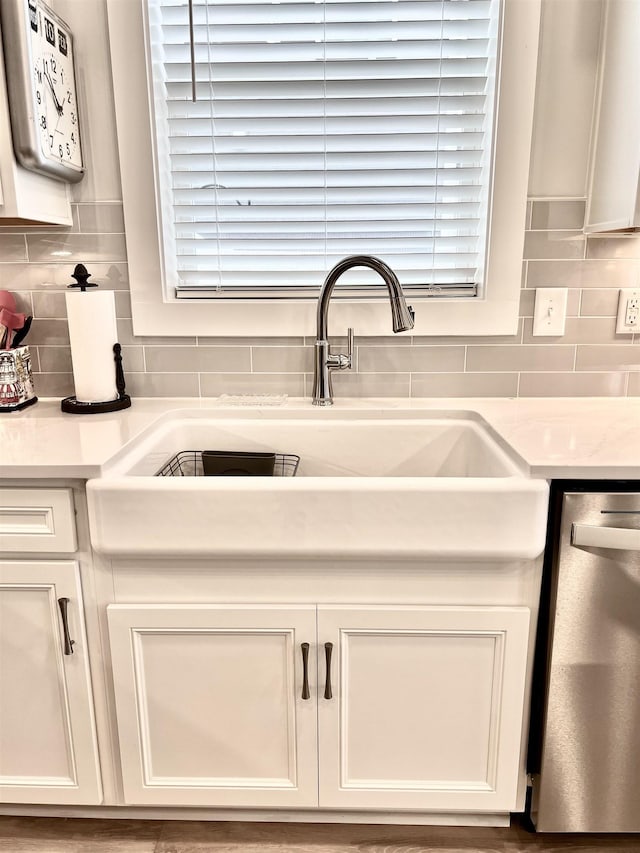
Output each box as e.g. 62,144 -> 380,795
616,289 -> 639,334
533,287 -> 568,336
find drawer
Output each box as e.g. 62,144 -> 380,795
0,488 -> 77,553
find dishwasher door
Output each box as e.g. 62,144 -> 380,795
532,491 -> 640,832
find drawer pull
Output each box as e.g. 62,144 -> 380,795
301,642 -> 310,700
324,642 -> 333,700
58,597 -> 75,655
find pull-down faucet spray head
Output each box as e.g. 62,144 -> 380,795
390,292 -> 415,333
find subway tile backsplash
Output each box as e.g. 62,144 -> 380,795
529,200 -> 587,231
1,198 -> 638,398
0,234 -> 28,262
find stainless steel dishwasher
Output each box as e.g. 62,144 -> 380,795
529,487 -> 640,833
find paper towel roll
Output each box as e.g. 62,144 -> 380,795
66,290 -> 119,403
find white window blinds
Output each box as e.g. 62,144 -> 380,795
145,0 -> 500,298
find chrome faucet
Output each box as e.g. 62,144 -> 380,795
312,255 -> 415,406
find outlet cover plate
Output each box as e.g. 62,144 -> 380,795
616,289 -> 639,334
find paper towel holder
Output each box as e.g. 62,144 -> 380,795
61,264 -> 132,414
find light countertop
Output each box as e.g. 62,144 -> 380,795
1,396 -> 640,480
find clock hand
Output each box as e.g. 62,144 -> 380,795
44,70 -> 64,116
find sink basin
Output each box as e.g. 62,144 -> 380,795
102,414 -> 522,479
87,410 -> 549,561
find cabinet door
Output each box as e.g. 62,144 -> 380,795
108,604 -> 318,806
585,0 -> 640,232
317,605 -> 530,812
0,561 -> 102,804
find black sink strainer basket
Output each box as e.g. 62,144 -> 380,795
155,450 -> 300,477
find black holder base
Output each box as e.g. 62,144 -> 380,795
61,394 -> 131,415
0,396 -> 38,413
61,341 -> 131,415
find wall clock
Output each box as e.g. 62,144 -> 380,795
0,0 -> 85,183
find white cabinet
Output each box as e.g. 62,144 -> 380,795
317,606 -> 530,812
0,560 -> 102,804
585,0 -> 640,232
0,488 -> 77,553
107,604 -> 318,807
108,602 -> 530,812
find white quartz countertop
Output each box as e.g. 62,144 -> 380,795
1,396 -> 639,480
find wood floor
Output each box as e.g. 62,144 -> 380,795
0,816 -> 639,853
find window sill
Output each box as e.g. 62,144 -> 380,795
130,296 -> 520,338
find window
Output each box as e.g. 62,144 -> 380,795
107,0 -> 540,336
148,0 -> 497,299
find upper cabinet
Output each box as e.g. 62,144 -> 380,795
585,0 -> 640,233
0,8 -> 73,225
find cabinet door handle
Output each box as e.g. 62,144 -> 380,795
301,642 -> 310,699
324,642 -> 333,700
57,597 -> 75,655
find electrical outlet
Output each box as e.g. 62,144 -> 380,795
616,289 -> 640,334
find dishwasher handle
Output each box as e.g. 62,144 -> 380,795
571,523 -> 640,551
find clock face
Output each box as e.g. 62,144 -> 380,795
28,1 -> 83,173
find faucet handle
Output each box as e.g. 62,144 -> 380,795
328,327 -> 354,370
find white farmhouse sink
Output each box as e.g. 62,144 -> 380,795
87,410 -> 549,560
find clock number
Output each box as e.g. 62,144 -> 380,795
36,91 -> 41,105
49,135 -> 54,148
40,116 -> 47,129
50,57 -> 56,74
36,68 -> 42,84
58,31 -> 68,57
67,90 -> 72,104
44,17 -> 55,45
59,144 -> 63,157
70,112 -> 75,125
71,132 -> 75,144
66,143 -> 70,156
